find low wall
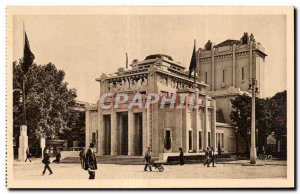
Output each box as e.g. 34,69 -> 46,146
159,152 -> 205,162
61,151 -> 80,160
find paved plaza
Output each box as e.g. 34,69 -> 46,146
14,159 -> 287,180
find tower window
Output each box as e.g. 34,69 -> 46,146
222,69 -> 225,83
205,72 -> 208,83
242,67 -> 244,81
208,132 -> 211,147
199,131 -> 202,150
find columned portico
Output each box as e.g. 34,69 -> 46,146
86,53 -> 236,157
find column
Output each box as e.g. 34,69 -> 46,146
232,44 -> 236,87
203,96 -> 209,149
142,109 -> 148,155
145,108 -> 151,148
193,90 -> 199,152
98,107 -> 104,155
85,108 -> 90,149
249,41 -> 253,79
211,100 -> 217,151
127,109 -> 134,156
211,46 -> 215,91
110,108 -> 117,155
183,100 -> 189,153
18,125 -> 28,161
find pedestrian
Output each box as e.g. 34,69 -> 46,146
25,148 -> 31,162
53,149 -> 61,164
79,148 -> 86,169
144,147 -> 152,172
84,143 -> 97,180
203,147 -> 210,167
209,147 -> 216,167
42,148 -> 53,175
179,147 -> 185,165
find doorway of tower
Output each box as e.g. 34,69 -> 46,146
133,113 -> 143,156
117,112 -> 128,155
103,114 -> 111,155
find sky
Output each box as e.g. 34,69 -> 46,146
13,14 -> 287,103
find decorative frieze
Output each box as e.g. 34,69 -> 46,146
106,74 -> 148,92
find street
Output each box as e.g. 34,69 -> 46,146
14,159 -> 287,180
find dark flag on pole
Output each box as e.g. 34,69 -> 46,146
22,32 -> 35,75
126,53 -> 128,69
188,41 -> 197,79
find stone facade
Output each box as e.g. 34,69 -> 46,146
198,33 -> 267,124
86,54 -> 237,157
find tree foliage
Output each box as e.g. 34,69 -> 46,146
58,110 -> 85,147
13,60 -> 77,140
230,91 -> 286,152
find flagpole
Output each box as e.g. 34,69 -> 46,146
22,22 -> 26,125
126,53 -> 128,69
23,22 -> 25,49
194,39 -> 196,84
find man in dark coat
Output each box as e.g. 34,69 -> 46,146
53,149 -> 61,164
25,148 -> 31,162
79,148 -> 86,169
144,147 -> 152,172
209,147 -> 216,167
179,147 -> 185,165
203,147 -> 210,167
42,148 -> 53,175
85,143 -> 98,179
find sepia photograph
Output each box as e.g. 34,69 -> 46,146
6,6 -> 294,188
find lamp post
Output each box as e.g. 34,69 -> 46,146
248,77 -> 259,164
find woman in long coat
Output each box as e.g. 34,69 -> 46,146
84,143 -> 98,179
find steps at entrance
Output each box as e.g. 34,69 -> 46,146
61,155 -> 158,165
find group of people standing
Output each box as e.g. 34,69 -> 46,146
203,147 -> 216,167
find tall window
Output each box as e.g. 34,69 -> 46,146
242,67 -> 244,81
164,129 -> 171,150
208,132 -> 211,147
221,133 -> 224,148
218,133 -> 221,148
205,72 -> 208,83
198,131 -> 202,150
188,131 -> 193,151
222,69 -> 225,83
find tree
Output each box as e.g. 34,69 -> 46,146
230,91 -> 287,153
13,60 -> 77,141
269,91 -> 287,140
230,94 -> 252,153
58,110 -> 85,147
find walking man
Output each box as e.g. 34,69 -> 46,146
209,147 -> 216,167
203,147 -> 210,167
25,148 -> 31,162
144,147 -> 152,172
42,148 -> 53,175
84,143 -> 97,179
179,147 -> 185,165
79,148 -> 86,169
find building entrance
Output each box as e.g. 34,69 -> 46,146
103,115 -> 111,155
133,113 -> 143,156
117,112 -> 128,155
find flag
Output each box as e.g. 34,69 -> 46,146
22,32 -> 35,74
126,53 -> 128,69
188,42 -> 197,79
